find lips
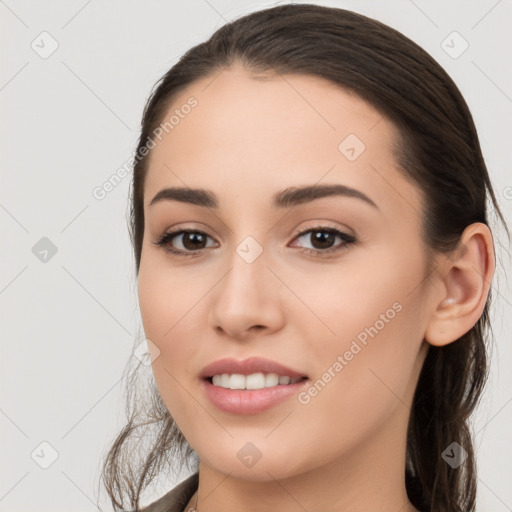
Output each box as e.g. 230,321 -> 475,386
199,356 -> 308,380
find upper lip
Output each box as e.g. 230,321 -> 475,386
200,357 -> 308,379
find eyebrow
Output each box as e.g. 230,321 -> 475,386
148,184 -> 378,210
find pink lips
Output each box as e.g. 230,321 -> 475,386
199,356 -> 309,415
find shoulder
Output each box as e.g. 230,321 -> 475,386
139,472 -> 199,512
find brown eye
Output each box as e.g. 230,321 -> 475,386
293,227 -> 356,256
153,230 -> 217,256
298,230 -> 337,250
179,232 -> 208,250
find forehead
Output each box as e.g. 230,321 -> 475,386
143,64 -> 422,219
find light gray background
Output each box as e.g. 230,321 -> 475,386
1,0 -> 511,510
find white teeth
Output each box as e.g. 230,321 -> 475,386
246,373 -> 265,389
210,372 -> 304,390
265,373 -> 279,387
229,374 -> 246,389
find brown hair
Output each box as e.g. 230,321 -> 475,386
99,4 -> 507,511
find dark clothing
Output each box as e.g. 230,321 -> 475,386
140,472 -> 199,512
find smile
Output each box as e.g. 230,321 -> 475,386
210,372 -> 305,390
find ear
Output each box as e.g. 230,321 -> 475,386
425,222 -> 495,347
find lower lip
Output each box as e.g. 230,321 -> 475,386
201,378 -> 309,415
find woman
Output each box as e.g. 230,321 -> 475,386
100,4 -> 507,511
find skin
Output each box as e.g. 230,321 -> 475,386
137,62 -> 494,512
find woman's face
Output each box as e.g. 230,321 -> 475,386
138,64 -> 435,481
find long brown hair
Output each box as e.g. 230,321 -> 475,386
99,4 -> 507,511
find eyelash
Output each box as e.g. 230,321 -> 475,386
153,224 -> 356,259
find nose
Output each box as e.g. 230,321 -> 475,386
208,248 -> 285,341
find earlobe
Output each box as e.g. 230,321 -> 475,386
425,223 -> 495,347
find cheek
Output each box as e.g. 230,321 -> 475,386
137,253 -> 199,345
299,248 -> 427,406
296,244 -> 426,346
284,275 -> 425,471
137,261 -> 200,423
137,254 -> 209,387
